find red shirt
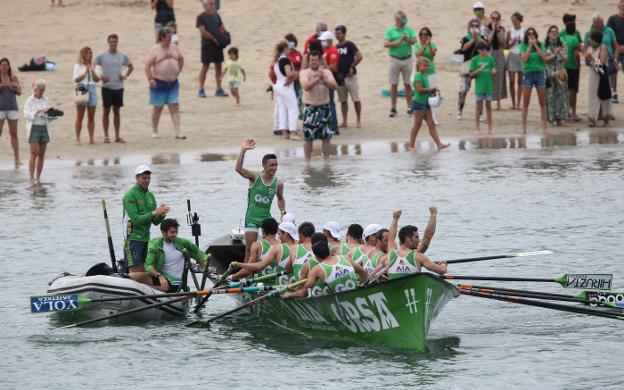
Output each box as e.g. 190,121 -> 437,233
287,50 -> 303,71
303,33 -> 318,54
323,45 -> 340,71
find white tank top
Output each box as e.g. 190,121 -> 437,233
273,55 -> 290,87
510,27 -> 524,54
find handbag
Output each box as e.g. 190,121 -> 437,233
74,84 -> 89,106
598,65 -> 612,100
215,14 -> 231,48
428,91 -> 443,107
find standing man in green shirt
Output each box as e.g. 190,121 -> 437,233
235,139 -> 286,262
122,165 -> 169,274
384,10 -> 417,118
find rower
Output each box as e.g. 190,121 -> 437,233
322,221 -> 342,255
231,217 -> 280,281
361,228 -> 388,275
283,233 -> 367,298
141,218 -> 208,292
286,221 -> 315,283
235,138 -> 286,262
341,223 -> 363,255
373,210 -> 447,280
350,223 -> 380,264
229,221 -> 298,282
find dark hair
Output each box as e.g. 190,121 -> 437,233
564,21 -> 576,35
228,46 -> 239,57
298,222 -> 316,239
419,27 -> 432,38
158,26 -> 172,41
284,33 -> 298,47
311,233 -> 330,259
523,27 -> 539,45
511,12 -> 523,22
273,41 -> 288,62
107,34 -> 118,42
589,30 -> 603,45
562,13 -> 576,24
545,25 -> 562,47
398,225 -> 418,245
375,228 -> 389,241
262,153 -> 277,165
346,224 -> 363,240
0,58 -> 13,81
261,217 -> 278,235
335,25 -> 347,34
309,39 -> 323,54
160,218 -> 180,232
476,41 -> 488,51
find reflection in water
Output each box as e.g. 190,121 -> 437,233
459,136 -> 527,150
302,164 -> 339,191
200,153 -> 230,162
589,129 -> 619,145
541,132 -> 577,148
152,153 -> 181,165
30,183 -> 51,210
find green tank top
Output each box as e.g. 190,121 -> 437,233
291,244 -> 313,282
341,242 -> 351,256
387,249 -> 420,280
362,252 -> 382,275
254,239 -> 274,277
351,247 -> 365,263
246,173 -> 278,224
310,256 -> 359,296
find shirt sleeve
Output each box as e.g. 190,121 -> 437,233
23,96 -> 36,121
143,240 -> 157,273
469,56 -> 478,71
195,14 -> 203,29
122,192 -> 155,227
383,28 -> 392,41
123,54 -> 131,66
72,64 -> 82,81
351,42 -> 359,53
94,54 -> 102,66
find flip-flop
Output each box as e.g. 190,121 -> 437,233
175,135 -> 187,140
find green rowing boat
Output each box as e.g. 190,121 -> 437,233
230,273 -> 458,351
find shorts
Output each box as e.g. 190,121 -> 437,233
77,84 -> 98,107
102,87 -> 124,108
149,79 -> 179,107
302,103 -> 333,141
388,56 -> 414,85
28,124 -> 49,143
124,240 -> 148,268
566,68 -> 580,92
337,74 -> 361,102
522,71 -> 546,88
0,110 -> 19,120
506,52 -> 523,72
411,101 -> 430,112
475,93 -> 493,102
201,44 -> 224,64
244,214 -> 269,232
229,81 -> 240,89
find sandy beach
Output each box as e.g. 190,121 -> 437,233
0,0 -> 621,165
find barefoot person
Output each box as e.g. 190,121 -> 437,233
299,51 -> 339,160
235,138 -> 286,262
469,42 -> 496,134
0,58 -> 21,165
145,27 -> 185,139
73,47 -> 100,145
520,27 -> 549,134
384,10 -> 417,117
23,79 -> 52,184
335,25 -> 363,128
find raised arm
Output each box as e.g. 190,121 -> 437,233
387,209 -> 402,253
235,139 -> 258,181
417,206 -> 437,254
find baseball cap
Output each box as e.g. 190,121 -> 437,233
319,31 -> 334,41
323,221 -> 341,240
472,1 -> 484,9
363,223 -> 382,238
134,165 -> 152,175
282,213 -> 296,225
279,221 -> 299,241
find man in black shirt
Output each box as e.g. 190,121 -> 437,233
196,0 -> 228,98
457,18 -> 488,119
608,0 -> 624,103
335,25 -> 363,128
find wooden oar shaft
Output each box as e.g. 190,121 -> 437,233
192,267 -> 232,313
459,289 -> 623,321
445,275 -> 554,282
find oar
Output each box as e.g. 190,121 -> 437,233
456,284 -> 618,308
210,285 -> 285,295
445,250 -> 553,264
444,273 -> 613,290
186,279 -> 307,327
192,266 -> 233,313
101,200 -> 118,273
223,270 -> 289,288
459,288 -> 624,321
31,290 -> 213,313
63,295 -> 191,328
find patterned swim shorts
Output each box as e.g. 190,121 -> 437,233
302,103 -> 333,141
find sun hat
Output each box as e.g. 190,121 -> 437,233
319,31 -> 334,41
363,223 -> 382,239
323,221 -> 341,240
473,2 -> 485,9
279,221 -> 299,241
282,213 -> 296,225
134,165 -> 152,175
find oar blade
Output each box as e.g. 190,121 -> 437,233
556,274 -> 613,290
509,250 -> 554,257
581,289 -> 624,308
30,294 -> 85,313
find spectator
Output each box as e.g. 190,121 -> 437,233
73,47 -> 100,145
487,11 -> 507,110
304,22 -> 327,54
151,0 -> 175,44
408,57 -> 449,151
520,28 -> 549,134
457,18 -> 488,120
145,27 -> 185,139
584,30 -> 613,126
384,10 -> 417,117
544,25 -> 570,126
197,0 -> 228,97
607,0 -> 624,103
272,41 -> 299,139
469,42 -> 496,134
0,58 -> 21,165
23,79 -> 52,184
473,2 -> 491,36
301,39 -> 325,69
414,27 -> 438,123
95,34 -> 134,144
299,51 -> 338,161
560,14 -> 582,121
506,12 -> 524,110
584,14 -> 619,102
220,47 -> 246,105
50,0 -> 63,6
285,33 -> 303,113
319,31 -> 340,135
335,25 -> 363,128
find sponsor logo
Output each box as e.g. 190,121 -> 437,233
254,194 -> 272,204
31,295 -> 78,313
404,289 -> 419,314
268,188 -> 275,195
566,274 -> 612,290
586,291 -> 624,307
331,292 -> 399,333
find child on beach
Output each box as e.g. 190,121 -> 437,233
469,42 -> 496,134
220,47 -> 246,105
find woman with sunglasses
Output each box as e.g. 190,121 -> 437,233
487,11 -> 507,110
544,25 -> 571,126
520,27 -> 549,134
414,27 -> 438,123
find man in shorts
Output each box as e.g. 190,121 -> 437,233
384,10 -> 417,117
299,51 -> 339,161
196,0 -> 228,97
335,25 -> 363,128
145,27 -> 185,139
95,34 -> 133,144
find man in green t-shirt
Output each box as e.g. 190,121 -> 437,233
383,10 -> 417,118
469,43 -> 496,134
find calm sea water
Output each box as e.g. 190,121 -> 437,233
1,132 -> 624,389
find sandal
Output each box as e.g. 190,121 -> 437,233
175,135 -> 187,140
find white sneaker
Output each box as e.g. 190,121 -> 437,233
456,111 -> 462,120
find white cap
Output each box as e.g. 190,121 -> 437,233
363,223 -> 381,239
279,221 -> 299,241
134,165 -> 152,175
323,221 -> 341,240
472,1 -> 484,8
319,31 -> 334,41
282,213 -> 296,225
